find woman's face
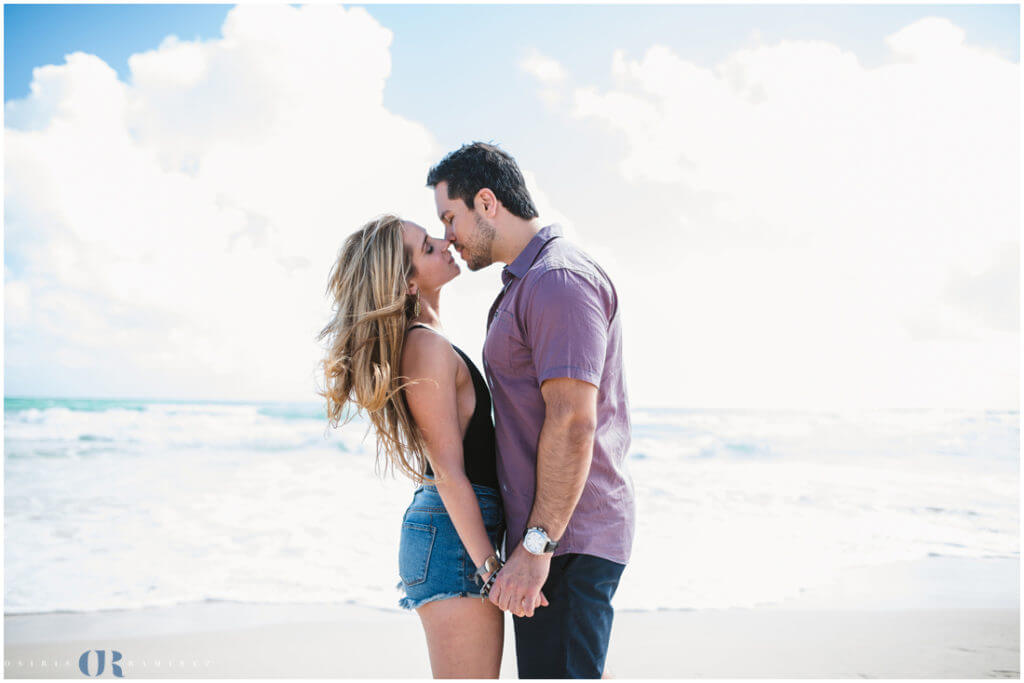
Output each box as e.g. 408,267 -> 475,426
402,220 -> 460,294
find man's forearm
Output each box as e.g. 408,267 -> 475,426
527,415 -> 596,541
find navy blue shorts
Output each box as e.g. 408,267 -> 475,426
396,483 -> 504,610
513,553 -> 626,679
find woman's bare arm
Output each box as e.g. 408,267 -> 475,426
401,329 -> 498,577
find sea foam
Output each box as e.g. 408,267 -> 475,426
4,399 -> 1018,613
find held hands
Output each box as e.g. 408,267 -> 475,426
486,543 -> 551,618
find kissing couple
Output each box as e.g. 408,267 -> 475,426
320,142 -> 635,679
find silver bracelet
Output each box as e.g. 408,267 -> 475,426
474,550 -> 503,586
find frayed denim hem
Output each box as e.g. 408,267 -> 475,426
398,589 -> 484,611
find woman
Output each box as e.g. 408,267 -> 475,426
318,214 -> 543,678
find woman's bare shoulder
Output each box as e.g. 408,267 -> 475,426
401,326 -> 456,377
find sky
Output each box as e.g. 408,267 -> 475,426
3,3 -> 1020,410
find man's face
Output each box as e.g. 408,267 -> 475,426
433,181 -> 496,271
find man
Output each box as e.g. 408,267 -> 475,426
427,142 -> 635,679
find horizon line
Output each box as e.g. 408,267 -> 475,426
3,395 -> 1019,414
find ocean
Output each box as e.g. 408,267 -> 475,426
4,398 -> 1018,614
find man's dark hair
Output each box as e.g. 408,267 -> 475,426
426,142 -> 539,220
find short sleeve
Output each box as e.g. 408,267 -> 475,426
523,268 -> 610,388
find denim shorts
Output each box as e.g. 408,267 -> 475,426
396,482 -> 505,610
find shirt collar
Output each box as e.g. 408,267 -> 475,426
502,224 -> 563,285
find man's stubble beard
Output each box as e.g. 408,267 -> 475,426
466,213 -> 497,271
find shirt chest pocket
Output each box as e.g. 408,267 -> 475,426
486,309 -> 533,375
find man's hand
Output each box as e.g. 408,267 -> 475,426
488,543 -> 551,617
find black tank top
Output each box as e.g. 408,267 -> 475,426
407,325 -> 498,489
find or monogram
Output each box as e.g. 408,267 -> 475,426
78,650 -> 123,678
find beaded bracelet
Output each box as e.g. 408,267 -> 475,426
480,568 -> 501,599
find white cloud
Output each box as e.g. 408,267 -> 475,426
941,243 -> 1019,333
520,49 -> 570,108
885,16 -> 966,61
5,5 -> 444,400
6,10 -> 1018,411
534,17 -> 1018,409
520,49 -> 569,85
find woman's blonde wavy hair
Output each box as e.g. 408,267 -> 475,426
317,214 -> 429,482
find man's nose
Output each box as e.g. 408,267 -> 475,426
444,224 -> 454,243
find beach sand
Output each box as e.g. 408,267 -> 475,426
4,604 -> 1018,678
5,558 -> 1019,678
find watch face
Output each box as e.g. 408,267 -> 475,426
524,529 -> 545,554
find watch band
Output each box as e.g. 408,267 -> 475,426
524,527 -> 559,554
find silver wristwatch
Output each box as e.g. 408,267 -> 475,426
523,527 -> 558,555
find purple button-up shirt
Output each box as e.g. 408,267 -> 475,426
483,224 -> 635,565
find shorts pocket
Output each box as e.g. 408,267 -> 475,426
399,521 -> 436,586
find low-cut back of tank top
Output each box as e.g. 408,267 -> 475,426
407,324 -> 498,489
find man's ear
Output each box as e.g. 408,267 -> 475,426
476,188 -> 499,218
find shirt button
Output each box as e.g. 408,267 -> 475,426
502,484 -> 509,492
